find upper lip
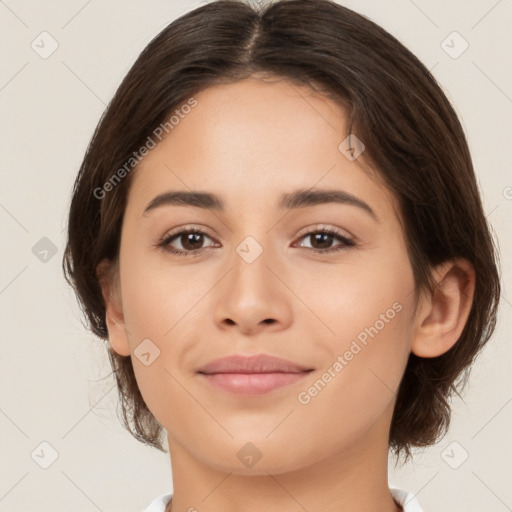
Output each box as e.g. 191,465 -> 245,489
198,354 -> 313,374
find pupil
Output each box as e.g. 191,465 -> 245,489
313,233 -> 332,249
183,233 -> 203,250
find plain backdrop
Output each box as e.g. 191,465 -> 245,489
0,1 -> 511,511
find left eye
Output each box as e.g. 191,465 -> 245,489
295,229 -> 354,252
157,228 -> 355,256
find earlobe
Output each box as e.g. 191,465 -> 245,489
411,259 -> 476,358
96,259 -> 131,357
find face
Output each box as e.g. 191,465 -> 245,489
108,75 -> 418,475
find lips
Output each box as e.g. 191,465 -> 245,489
198,354 -> 312,374
197,354 -> 313,395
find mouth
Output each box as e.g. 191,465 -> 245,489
197,354 -> 314,395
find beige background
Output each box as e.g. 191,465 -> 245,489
0,0 -> 511,511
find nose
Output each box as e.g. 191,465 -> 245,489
213,244 -> 293,336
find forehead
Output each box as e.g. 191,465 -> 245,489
127,76 -> 399,223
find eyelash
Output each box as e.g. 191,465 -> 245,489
155,226 -> 356,257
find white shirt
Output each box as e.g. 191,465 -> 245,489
142,488 -> 423,511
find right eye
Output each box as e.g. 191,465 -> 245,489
157,228 -> 219,257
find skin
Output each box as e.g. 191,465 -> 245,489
100,75 -> 475,512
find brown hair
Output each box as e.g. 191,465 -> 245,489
62,0 -> 501,462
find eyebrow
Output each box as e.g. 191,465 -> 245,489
142,188 -> 379,222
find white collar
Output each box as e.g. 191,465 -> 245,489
142,488 -> 423,511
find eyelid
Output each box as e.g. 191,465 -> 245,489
160,224 -> 216,240
159,223 -> 352,243
295,223 -> 353,240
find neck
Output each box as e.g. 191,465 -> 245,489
165,405 -> 401,512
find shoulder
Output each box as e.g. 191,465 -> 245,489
390,487 -> 424,511
141,492 -> 172,512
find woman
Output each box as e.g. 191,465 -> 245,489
62,1 -> 501,511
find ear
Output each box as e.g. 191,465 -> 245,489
411,259 -> 476,358
96,259 -> 131,357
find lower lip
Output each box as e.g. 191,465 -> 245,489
199,372 -> 310,395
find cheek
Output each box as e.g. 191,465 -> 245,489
119,245 -> 207,343
292,242 -> 414,415
117,248 -> 207,430
294,239 -> 414,345
293,298 -> 413,455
